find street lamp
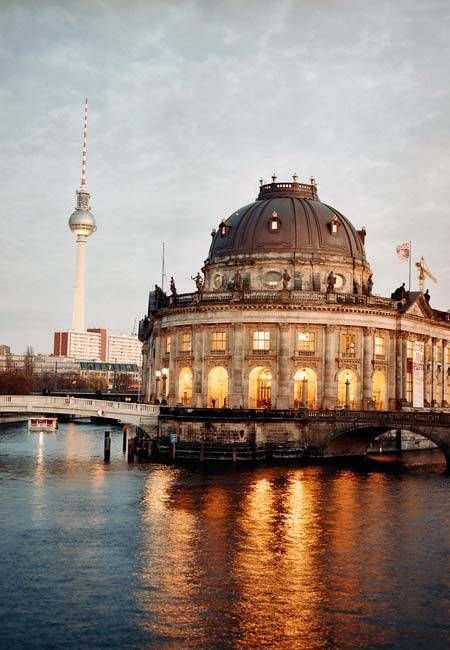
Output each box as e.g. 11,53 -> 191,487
155,370 -> 161,402
161,367 -> 168,401
345,373 -> 351,409
301,369 -> 308,408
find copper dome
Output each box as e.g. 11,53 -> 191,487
207,180 -> 366,263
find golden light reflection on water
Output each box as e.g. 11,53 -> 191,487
135,466 -> 412,649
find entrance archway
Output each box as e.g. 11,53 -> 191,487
178,367 -> 193,405
372,370 -> 386,410
337,369 -> 358,409
248,366 -> 272,408
293,368 -> 317,409
207,366 -> 229,407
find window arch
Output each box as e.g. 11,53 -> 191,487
178,367 -> 193,405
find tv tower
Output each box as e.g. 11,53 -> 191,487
68,98 -> 97,331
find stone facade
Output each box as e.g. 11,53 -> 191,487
140,179 -> 450,412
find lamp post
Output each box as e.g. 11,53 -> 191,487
155,370 -> 161,402
345,373 -> 351,409
301,369 -> 308,408
161,367 -> 168,402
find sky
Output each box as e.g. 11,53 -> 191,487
1,0 -> 450,353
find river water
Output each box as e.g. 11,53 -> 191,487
0,421 -> 449,650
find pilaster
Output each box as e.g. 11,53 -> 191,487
322,325 -> 337,409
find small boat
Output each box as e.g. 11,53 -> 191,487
28,417 -> 58,432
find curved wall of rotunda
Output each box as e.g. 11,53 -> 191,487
140,178 -> 450,412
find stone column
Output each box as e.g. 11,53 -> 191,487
443,340 -> 448,406
276,324 -> 291,409
168,330 -> 177,405
322,325 -> 337,409
402,337 -> 408,403
431,337 -> 437,406
141,341 -> 150,402
192,327 -> 203,407
230,323 -> 244,408
153,325 -> 162,400
388,333 -> 397,410
424,337 -> 432,406
362,327 -> 374,409
395,333 -> 403,407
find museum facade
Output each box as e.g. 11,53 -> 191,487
139,177 -> 450,411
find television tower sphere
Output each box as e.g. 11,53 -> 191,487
68,188 -> 96,238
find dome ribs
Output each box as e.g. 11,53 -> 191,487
208,184 -> 367,267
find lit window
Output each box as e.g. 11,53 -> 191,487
375,336 -> 385,357
341,333 -> 356,355
406,340 -> 413,360
180,333 -> 192,353
253,331 -> 270,351
165,336 -> 171,354
219,221 -> 231,237
211,331 -> 226,352
329,216 -> 340,235
269,210 -> 281,232
297,331 -> 315,353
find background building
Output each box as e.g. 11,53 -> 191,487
53,329 -> 142,365
140,176 -> 450,410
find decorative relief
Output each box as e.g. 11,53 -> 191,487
336,358 -> 360,370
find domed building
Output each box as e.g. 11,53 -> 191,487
139,176 -> 450,414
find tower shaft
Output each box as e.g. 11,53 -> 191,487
72,235 -> 87,331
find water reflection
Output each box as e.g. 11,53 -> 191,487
136,466 -> 449,649
1,424 -> 449,650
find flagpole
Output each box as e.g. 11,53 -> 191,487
408,240 -> 411,292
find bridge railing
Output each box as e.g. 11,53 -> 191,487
0,395 -> 160,418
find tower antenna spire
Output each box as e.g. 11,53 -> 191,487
80,97 -> 88,190
68,98 -> 97,332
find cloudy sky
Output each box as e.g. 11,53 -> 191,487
2,0 -> 450,353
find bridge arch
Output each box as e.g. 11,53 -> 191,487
323,423 -> 449,466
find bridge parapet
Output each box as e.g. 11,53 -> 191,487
0,395 -> 159,426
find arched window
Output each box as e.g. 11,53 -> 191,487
293,368 -> 317,409
207,366 -> 229,408
372,370 -> 386,410
178,367 -> 193,405
337,369 -> 358,409
248,366 -> 272,408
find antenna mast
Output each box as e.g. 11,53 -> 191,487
80,97 -> 88,190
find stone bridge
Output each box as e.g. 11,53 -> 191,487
157,407 -> 450,466
307,409 -> 450,464
0,395 -> 159,427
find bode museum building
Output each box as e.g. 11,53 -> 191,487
139,176 -> 450,413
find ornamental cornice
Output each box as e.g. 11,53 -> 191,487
291,355 -> 321,364
336,358 -> 360,370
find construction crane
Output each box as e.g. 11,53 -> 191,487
415,256 -> 437,293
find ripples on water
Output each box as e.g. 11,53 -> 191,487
0,422 -> 449,649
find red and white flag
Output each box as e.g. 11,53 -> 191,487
396,242 -> 410,261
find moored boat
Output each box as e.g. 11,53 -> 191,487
28,417 -> 58,432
